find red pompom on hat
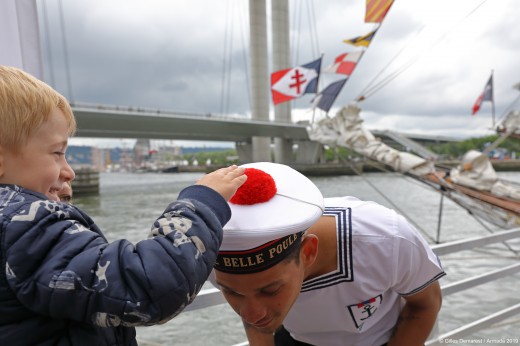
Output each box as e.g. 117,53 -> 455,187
221,162 -> 324,253
229,168 -> 277,205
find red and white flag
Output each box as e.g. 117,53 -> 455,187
271,57 -> 322,105
324,51 -> 364,76
472,74 -> 493,115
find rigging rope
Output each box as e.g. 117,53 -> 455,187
358,0 -> 489,101
348,158 -> 436,242
402,168 -> 520,255
495,93 -> 520,128
356,24 -> 425,100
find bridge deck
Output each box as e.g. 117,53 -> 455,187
72,104 -> 461,145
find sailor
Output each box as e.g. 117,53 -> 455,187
211,162 -> 445,346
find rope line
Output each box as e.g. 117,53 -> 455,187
359,0 -> 489,101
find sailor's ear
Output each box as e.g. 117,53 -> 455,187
300,234 -> 319,267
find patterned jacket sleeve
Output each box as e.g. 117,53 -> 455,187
3,185 -> 229,327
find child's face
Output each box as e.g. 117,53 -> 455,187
0,107 -> 75,201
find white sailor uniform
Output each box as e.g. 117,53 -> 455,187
281,196 -> 446,346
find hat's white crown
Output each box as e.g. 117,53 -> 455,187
222,162 -> 324,251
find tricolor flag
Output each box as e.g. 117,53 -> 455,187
271,57 -> 322,105
472,74 -> 493,115
324,51 -> 364,76
343,29 -> 378,48
365,0 -> 394,23
311,78 -> 348,113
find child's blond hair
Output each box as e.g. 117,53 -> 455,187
0,65 -> 76,152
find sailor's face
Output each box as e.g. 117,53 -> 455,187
215,258 -> 305,334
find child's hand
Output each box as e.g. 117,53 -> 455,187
196,165 -> 247,201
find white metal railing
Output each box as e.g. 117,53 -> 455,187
431,228 -> 520,256
184,287 -> 227,312
426,304 -> 520,346
183,228 -> 520,345
425,228 -> 520,345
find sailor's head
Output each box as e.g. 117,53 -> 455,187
213,162 -> 324,332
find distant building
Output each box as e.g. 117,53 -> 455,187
66,144 -> 233,172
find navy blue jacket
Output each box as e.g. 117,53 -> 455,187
0,184 -> 229,345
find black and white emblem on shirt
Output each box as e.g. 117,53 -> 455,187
346,294 -> 383,331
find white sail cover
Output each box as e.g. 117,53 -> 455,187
450,150 -> 520,200
308,102 -> 520,201
307,102 -> 435,176
501,110 -> 520,135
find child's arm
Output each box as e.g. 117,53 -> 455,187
196,165 -> 247,201
2,166 -> 246,327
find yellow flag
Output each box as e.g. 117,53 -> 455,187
343,29 -> 378,47
365,0 -> 394,23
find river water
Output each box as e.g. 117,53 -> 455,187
73,171 -> 520,346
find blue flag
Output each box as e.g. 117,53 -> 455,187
312,79 -> 348,112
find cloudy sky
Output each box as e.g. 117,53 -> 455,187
36,0 -> 520,147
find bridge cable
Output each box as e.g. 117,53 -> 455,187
41,1 -> 55,88
57,0 -> 74,102
220,0 -> 232,115
306,0 -> 320,59
238,0 -> 252,111
220,0 -> 250,116
292,0 -> 320,65
292,0 -> 303,66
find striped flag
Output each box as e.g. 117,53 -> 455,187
472,74 -> 493,115
311,79 -> 348,113
324,51 -> 364,76
271,57 -> 322,105
343,29 -> 378,47
365,0 -> 394,23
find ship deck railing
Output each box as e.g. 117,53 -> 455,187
181,228 -> 520,346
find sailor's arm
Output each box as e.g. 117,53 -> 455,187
243,321 -> 275,346
387,281 -> 442,346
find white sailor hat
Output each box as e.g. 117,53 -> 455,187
215,162 -> 324,274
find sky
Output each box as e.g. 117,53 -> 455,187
35,0 -> 520,148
